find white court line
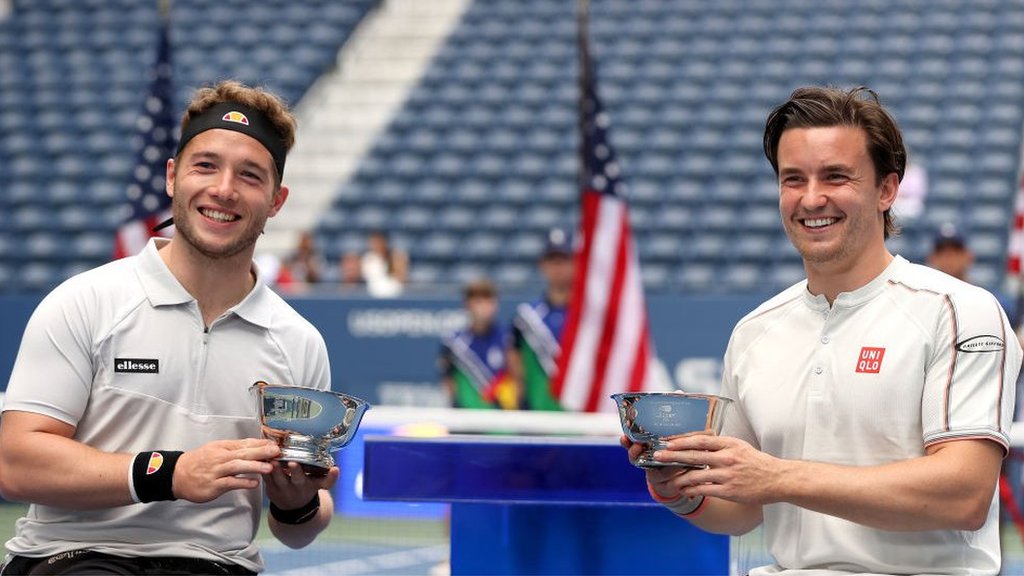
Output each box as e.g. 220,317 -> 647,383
266,544 -> 449,576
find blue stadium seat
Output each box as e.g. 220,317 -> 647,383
407,262 -> 443,286
417,232 -> 461,262
640,233 -> 683,262
641,263 -> 671,291
491,262 -> 535,287
395,205 -> 435,233
723,264 -> 765,292
676,263 -> 717,292
479,205 -> 520,231
449,262 -> 490,285
506,232 -> 545,261
8,0 -> 1024,295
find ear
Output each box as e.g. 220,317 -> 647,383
878,172 -> 899,212
268,185 -> 289,218
165,158 -> 176,198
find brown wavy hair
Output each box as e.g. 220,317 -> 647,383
763,86 -> 906,239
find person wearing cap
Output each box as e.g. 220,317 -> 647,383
507,227 -> 576,411
0,81 -> 334,574
439,279 -> 516,409
927,223 -> 974,282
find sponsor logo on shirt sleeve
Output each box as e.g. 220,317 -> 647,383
956,335 -> 1005,354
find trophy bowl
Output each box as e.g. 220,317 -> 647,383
611,391 -> 732,468
250,381 -> 371,477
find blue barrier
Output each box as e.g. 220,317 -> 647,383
362,435 -> 728,574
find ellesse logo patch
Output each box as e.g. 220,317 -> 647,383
114,358 -> 159,374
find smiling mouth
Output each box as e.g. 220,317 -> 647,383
802,217 -> 838,229
199,208 -> 240,223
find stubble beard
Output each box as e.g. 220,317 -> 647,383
785,213 -> 876,267
171,198 -> 265,261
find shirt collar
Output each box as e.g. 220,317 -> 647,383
802,255 -> 906,311
135,238 -> 193,307
134,238 -> 274,328
231,261 -> 274,328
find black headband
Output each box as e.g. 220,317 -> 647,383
151,102 -> 288,233
175,101 -> 287,179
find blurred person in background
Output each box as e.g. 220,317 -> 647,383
626,86 -> 1021,575
339,250 -> 364,290
278,231 -> 325,287
926,222 -> 974,282
891,153 -> 928,221
438,279 -> 516,410
507,227 -> 575,411
0,80 -> 336,575
361,230 -> 408,298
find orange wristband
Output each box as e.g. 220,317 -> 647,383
646,480 -> 682,504
647,480 -> 706,517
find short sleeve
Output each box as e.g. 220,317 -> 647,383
3,288 -> 96,426
305,330 -> 331,393
921,290 -> 1022,453
719,333 -> 760,450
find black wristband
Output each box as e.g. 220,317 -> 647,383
270,493 -> 321,525
132,450 -> 183,503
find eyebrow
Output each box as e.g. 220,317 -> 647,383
819,163 -> 855,173
779,163 -> 855,176
187,150 -> 272,180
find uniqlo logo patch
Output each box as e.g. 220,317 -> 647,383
855,347 -> 885,373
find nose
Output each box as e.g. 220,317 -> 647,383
208,172 -> 239,201
800,179 -> 829,210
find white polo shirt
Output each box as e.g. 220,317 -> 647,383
2,238 -> 330,572
721,256 -> 1021,576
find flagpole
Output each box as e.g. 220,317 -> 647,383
577,0 -> 591,191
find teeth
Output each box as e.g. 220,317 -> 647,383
201,208 -> 238,223
804,218 -> 836,228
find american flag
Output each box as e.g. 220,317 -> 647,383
113,20 -> 176,259
551,0 -> 658,412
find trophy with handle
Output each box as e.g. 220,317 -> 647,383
611,391 -> 731,468
251,381 -> 371,477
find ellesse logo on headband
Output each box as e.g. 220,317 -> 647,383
221,111 -> 250,125
114,358 -> 159,374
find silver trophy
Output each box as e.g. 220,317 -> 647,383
611,391 -> 732,468
250,381 -> 370,477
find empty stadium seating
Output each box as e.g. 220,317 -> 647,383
0,0 -> 375,292
2,0 -> 1024,296
314,0 -> 1024,295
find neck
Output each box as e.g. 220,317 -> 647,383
805,248 -> 894,305
159,239 -> 256,326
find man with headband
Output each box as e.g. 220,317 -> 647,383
0,80 -> 333,575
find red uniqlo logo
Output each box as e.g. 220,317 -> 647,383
856,347 -> 885,373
